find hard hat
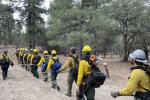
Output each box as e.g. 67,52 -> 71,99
70,47 -> 77,54
51,50 -> 57,55
82,45 -> 92,53
3,50 -> 8,54
33,49 -> 38,53
43,50 -> 48,55
25,49 -> 28,52
22,48 -> 25,51
129,49 -> 148,64
30,48 -> 33,51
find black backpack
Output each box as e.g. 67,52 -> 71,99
84,61 -> 106,88
33,55 -> 41,65
70,55 -> 79,77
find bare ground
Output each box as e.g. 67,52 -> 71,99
0,48 -> 133,100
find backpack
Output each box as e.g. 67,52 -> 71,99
33,55 -> 41,65
51,58 -> 61,74
84,60 -> 106,88
70,55 -> 79,77
41,56 -> 49,72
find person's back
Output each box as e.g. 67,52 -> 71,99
57,47 -> 79,96
0,51 -> 13,80
111,49 -> 150,100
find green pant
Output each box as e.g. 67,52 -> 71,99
31,65 -> 39,78
67,73 -> 76,95
134,97 -> 142,100
78,86 -> 95,100
43,73 -> 48,81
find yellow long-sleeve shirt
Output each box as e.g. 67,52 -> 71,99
77,60 -> 92,86
119,69 -> 150,96
27,53 -> 31,62
37,55 -> 49,67
60,57 -> 75,72
45,56 -> 58,73
23,53 -> 28,63
19,51 -> 22,59
30,54 -> 35,64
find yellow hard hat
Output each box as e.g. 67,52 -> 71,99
30,48 -> 33,51
82,45 -> 92,53
33,49 -> 38,53
51,50 -> 57,55
43,50 -> 48,55
21,48 -> 25,51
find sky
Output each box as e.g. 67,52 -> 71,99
2,0 -> 51,20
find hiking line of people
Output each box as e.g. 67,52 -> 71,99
0,45 -> 149,100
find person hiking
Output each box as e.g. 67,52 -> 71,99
23,49 -> 29,71
76,45 -> 95,100
31,49 -> 41,79
37,50 -> 49,82
0,50 -> 14,80
57,47 -> 79,97
15,49 -> 20,64
19,48 -> 25,65
26,48 -> 33,71
111,49 -> 150,100
45,50 -> 61,91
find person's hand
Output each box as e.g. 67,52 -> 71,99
56,70 -> 61,74
76,86 -> 79,93
10,62 -> 14,66
111,91 -> 119,98
103,63 -> 107,66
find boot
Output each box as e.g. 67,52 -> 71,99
65,92 -> 72,97
57,86 -> 60,91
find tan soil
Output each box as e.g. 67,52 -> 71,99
0,48 -> 134,100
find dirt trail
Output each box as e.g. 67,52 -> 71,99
0,48 -> 133,100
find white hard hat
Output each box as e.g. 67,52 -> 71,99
129,49 -> 148,64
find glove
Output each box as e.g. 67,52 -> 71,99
56,70 -> 61,74
10,62 -> 14,66
76,86 -> 79,93
111,91 -> 119,98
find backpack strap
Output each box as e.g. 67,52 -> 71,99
140,86 -> 150,93
51,58 -> 59,63
70,55 -> 79,65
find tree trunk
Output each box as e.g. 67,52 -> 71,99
79,36 -> 83,58
123,35 -> 128,61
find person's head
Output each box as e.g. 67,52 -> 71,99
128,49 -> 148,66
43,50 -> 48,55
82,45 -> 92,60
30,48 -> 33,53
25,49 -> 28,53
2,50 -> 8,57
33,49 -> 38,54
51,50 -> 57,57
70,47 -> 77,55
22,48 -> 25,52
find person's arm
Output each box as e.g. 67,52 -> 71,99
59,57 -> 71,72
37,57 -> 44,67
45,59 -> 53,73
8,56 -> 14,66
77,61 -> 85,87
119,69 -> 142,96
30,55 -> 34,64
103,63 -> 110,78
